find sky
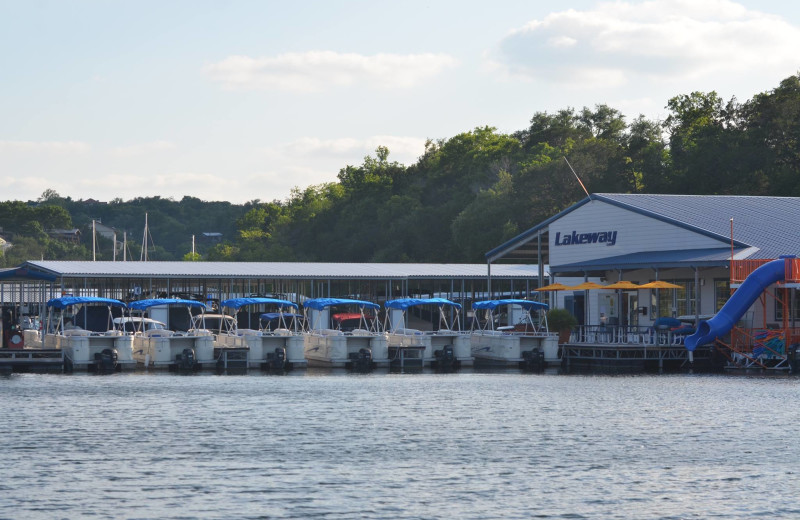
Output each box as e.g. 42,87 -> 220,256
1,0 -> 799,204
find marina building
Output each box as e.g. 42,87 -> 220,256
487,193 -> 800,369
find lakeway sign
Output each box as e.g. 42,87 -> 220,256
554,230 -> 618,247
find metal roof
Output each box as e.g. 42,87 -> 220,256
487,193 -> 800,265
22,261 -> 549,280
595,194 -> 800,259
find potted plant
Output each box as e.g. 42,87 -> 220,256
546,308 -> 578,344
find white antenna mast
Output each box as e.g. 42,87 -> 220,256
92,219 -> 96,261
141,213 -> 149,262
564,156 -> 590,197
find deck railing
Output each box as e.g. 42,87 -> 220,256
730,257 -> 800,284
571,325 -> 690,346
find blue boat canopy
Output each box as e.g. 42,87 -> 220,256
260,312 -> 303,321
303,298 -> 380,311
472,299 -> 549,311
385,297 -> 462,310
47,296 -> 127,309
220,297 -> 298,310
128,298 -> 207,311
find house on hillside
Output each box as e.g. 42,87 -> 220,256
201,232 -> 223,245
48,228 -> 81,244
92,221 -> 117,241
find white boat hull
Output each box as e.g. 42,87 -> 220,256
304,330 -> 389,368
471,331 -> 558,367
217,330 -> 307,369
387,330 -> 472,367
44,331 -> 135,371
133,333 -> 215,369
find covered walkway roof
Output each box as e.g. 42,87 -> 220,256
20,260 -> 549,281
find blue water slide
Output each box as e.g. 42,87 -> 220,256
685,257 -> 787,351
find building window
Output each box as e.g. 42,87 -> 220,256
714,279 -> 730,312
774,290 -> 800,322
652,280 -> 695,318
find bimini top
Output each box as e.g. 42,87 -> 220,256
260,312 -> 303,321
303,298 -> 380,311
47,296 -> 126,309
472,299 -> 549,311
220,297 -> 298,310
128,298 -> 207,311
385,297 -> 462,310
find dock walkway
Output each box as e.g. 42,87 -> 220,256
0,349 -> 64,373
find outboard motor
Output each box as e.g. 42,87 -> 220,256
520,348 -> 545,372
176,348 -> 196,373
433,345 -> 458,373
94,348 -> 119,374
348,348 -> 373,373
265,346 -> 286,373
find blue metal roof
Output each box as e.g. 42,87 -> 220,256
594,194 -> 800,259
552,248 -> 736,272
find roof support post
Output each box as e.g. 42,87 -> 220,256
487,261 -> 492,299
694,266 -> 700,326
653,268 -> 659,319
538,232 -> 544,303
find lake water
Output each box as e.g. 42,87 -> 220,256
2,369 -> 800,519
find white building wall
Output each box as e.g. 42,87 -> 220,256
549,200 -> 728,267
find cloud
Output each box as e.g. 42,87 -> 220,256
0,140 -> 91,154
110,141 -> 176,157
203,51 -> 458,91
490,0 -> 800,89
278,135 -> 426,161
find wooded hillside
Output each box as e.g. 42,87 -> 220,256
2,73 -> 798,266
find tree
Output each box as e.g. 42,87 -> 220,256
662,91 -> 744,194
37,189 -> 62,204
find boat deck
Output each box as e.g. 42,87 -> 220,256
560,341 -> 715,373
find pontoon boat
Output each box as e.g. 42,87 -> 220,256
302,298 -> 388,371
470,299 -> 557,370
128,298 -> 214,371
384,297 -> 470,371
217,297 -> 305,371
44,296 -> 134,373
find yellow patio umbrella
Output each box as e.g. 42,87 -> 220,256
603,281 -> 641,290
534,282 -> 573,291
638,280 -> 682,289
568,281 -> 606,290
534,282 -> 572,309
